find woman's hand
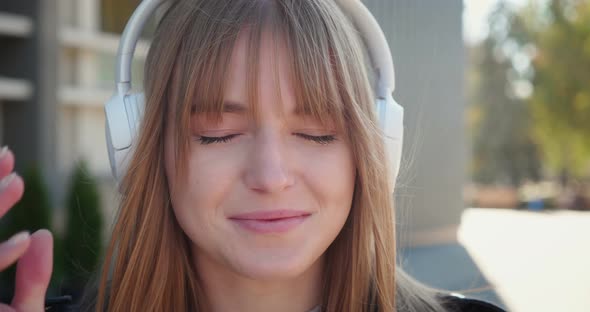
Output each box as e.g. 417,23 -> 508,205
0,147 -> 53,312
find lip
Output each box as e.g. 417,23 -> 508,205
229,210 -> 311,234
229,210 -> 311,220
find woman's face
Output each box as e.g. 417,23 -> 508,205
165,32 -> 356,281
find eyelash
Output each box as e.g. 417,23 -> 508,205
198,134 -> 240,145
196,134 -> 337,145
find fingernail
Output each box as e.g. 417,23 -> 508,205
0,146 -> 8,160
7,231 -> 30,246
0,172 -> 16,191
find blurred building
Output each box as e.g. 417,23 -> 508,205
0,4 -> 35,165
0,0 -> 150,223
0,0 -> 466,248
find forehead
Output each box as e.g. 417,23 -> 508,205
222,29 -> 296,117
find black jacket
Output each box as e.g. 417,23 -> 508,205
439,293 -> 506,312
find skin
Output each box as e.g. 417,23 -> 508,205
165,31 -> 356,312
0,147 -> 53,312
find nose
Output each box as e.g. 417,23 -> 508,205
244,131 -> 294,194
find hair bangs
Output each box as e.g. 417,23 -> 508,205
277,0 -> 353,135
168,0 -> 352,143
164,0 -> 259,178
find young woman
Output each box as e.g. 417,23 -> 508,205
0,0 -> 505,311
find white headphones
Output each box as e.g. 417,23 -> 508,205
104,0 -> 404,191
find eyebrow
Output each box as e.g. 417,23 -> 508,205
222,101 -> 248,114
193,100 -> 317,118
191,100 -> 248,115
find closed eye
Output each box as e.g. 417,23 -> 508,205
195,133 -> 337,145
295,133 -> 337,145
197,134 -> 240,145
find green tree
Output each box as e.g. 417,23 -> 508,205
468,3 -> 542,186
526,0 -> 590,179
63,161 -> 103,290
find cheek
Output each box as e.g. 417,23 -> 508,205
168,140 -> 239,203
298,143 -> 355,263
169,148 -> 239,219
301,143 -> 356,211
164,142 -> 230,245
186,143 -> 246,200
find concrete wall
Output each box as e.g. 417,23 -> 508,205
364,0 -> 466,246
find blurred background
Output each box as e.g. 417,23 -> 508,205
0,0 -> 588,311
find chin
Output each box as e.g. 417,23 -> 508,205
229,246 -> 323,281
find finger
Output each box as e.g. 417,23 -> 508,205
0,173 -> 24,219
0,232 -> 31,271
11,230 -> 53,312
0,147 -> 14,178
0,303 -> 16,312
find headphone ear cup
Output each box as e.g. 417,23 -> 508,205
124,93 -> 145,139
104,93 -> 145,182
105,120 -> 118,179
376,95 -> 404,191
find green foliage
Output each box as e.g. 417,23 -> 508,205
468,3 -> 543,186
0,166 -> 52,296
469,0 -> 590,184
63,162 -> 103,287
527,0 -> 590,178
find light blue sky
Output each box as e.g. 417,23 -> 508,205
463,0 -> 531,44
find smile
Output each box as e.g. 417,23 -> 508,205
230,216 -> 309,234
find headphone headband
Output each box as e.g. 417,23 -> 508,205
116,0 -> 165,95
115,0 -> 395,97
107,0 -> 403,191
335,0 -> 395,98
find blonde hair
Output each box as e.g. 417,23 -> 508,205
92,0 -> 452,311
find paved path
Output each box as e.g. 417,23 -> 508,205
458,208 -> 590,312
399,208 -> 590,312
